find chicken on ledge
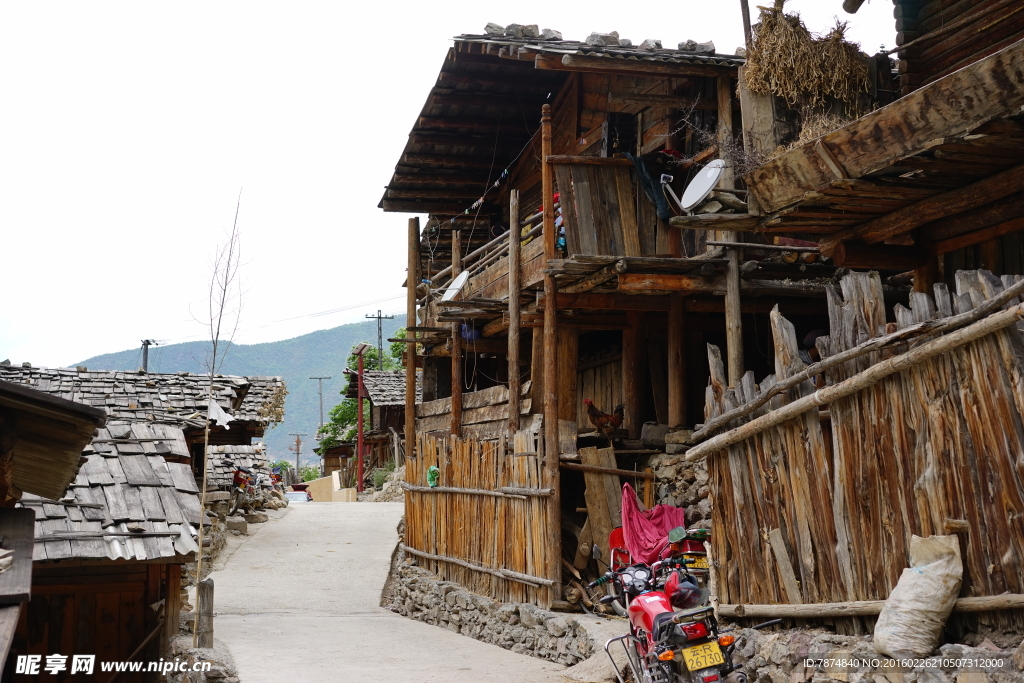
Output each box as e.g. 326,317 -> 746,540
583,398 -> 625,447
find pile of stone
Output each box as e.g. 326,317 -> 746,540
386,562 -> 594,666
372,465 -> 406,502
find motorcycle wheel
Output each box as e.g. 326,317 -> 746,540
605,583 -> 628,617
228,490 -> 243,516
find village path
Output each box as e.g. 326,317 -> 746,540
208,502 -> 568,683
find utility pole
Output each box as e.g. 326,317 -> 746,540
352,343 -> 371,492
365,310 -> 395,370
309,376 -> 332,429
740,0 -> 753,49
288,433 -> 306,486
140,339 -> 158,372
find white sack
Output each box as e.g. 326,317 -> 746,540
873,534 -> 962,658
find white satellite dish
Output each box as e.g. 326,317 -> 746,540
441,270 -> 470,301
680,159 -> 725,211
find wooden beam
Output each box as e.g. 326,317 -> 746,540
935,216 -> 1024,254
508,190 -> 522,434
720,593 -> 1024,619
746,38 -> 1024,213
545,155 -> 634,166
382,199 -> 480,214
560,264 -> 620,294
549,292 -> 674,311
387,188 -> 489,200
536,53 -> 737,79
820,163 -> 1024,255
607,93 -> 720,109
429,92 -> 548,108
669,214 -> 761,230
832,243 -> 928,270
417,116 -> 531,133
406,218 -> 420,458
392,173 -> 489,185
400,153 -> 505,168
541,103 -> 561,606
561,462 -> 655,479
668,295 -> 686,428
409,132 -> 529,147
618,273 -> 829,298
622,311 -> 642,439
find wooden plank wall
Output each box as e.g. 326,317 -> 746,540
11,562 -> 162,681
575,348 -> 624,430
706,271 -> 1024,632
416,382 -> 532,441
405,428 -> 549,606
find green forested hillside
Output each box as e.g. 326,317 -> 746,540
76,318 -> 404,464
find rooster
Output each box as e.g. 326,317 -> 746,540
584,399 -> 625,447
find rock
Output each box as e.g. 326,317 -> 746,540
665,429 -> 693,444
1013,637 -> 1024,670
658,465 -> 679,480
484,22 -> 504,35
521,24 -> 539,38
540,28 -> 562,41
508,614 -> 520,626
225,518 -> 248,534
639,39 -> 662,51
445,592 -> 458,607
497,604 -> 517,622
504,23 -> 523,38
519,604 -> 543,628
678,39 -> 698,51
586,32 -> 620,47
243,512 -> 268,524
619,38 -> 632,47
701,200 -> 724,214
736,46 -> 748,57
695,41 -> 716,55
546,617 -> 568,637
641,422 -> 670,448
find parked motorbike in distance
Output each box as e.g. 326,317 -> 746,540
227,466 -> 267,515
594,526 -> 744,683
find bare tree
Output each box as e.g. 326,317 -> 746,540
193,194 -> 243,648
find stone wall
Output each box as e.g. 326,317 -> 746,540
649,450 -> 711,525
384,560 -> 594,666
731,627 -> 1023,683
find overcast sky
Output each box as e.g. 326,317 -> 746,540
0,1 -> 895,368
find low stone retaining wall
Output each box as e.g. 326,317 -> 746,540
731,627 -> 1023,683
384,560 -> 594,666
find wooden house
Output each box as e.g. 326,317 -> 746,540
0,365 -> 285,484
0,379 -> 107,674
205,443 -> 271,492
0,364 -> 282,677
383,19 -> 1024,635
343,370 -> 419,473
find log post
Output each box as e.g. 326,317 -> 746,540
623,311 -> 642,438
557,328 -> 579,422
668,295 -> 687,428
541,103 -> 561,605
162,564 -> 181,657
406,217 -> 419,458
508,191 -> 522,434
196,578 -> 214,649
450,228 -> 463,437
718,74 -> 743,386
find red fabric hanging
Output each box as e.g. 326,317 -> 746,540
620,482 -> 686,564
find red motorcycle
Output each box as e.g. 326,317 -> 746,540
592,529 -> 746,683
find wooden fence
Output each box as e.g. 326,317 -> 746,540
695,270 -> 1024,632
403,424 -> 554,607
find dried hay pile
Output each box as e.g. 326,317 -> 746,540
743,0 -> 870,109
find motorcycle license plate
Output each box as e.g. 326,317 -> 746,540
681,641 -> 724,671
684,554 -> 710,569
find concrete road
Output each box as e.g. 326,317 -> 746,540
210,502 -> 567,683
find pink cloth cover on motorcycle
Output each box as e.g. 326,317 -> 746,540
620,482 -> 686,564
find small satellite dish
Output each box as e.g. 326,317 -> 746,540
680,159 -> 725,211
441,270 -> 470,301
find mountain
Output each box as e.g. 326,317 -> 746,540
76,318 -> 405,465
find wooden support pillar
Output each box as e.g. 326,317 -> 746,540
622,311 -> 642,438
450,229 -> 463,437
197,578 -> 214,649
667,295 -> 687,428
508,191 -> 522,434
163,564 -> 181,657
718,74 -> 743,386
541,103 -> 561,605
406,217 -> 419,458
557,327 -> 579,422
